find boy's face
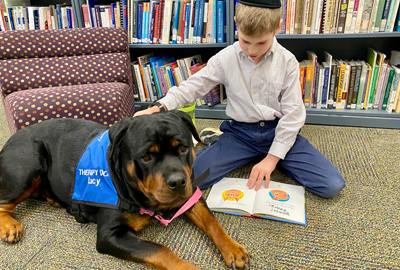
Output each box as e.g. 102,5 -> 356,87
237,24 -> 281,64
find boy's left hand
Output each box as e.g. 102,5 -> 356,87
247,154 -> 280,191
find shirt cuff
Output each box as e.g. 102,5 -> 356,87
269,140 -> 291,160
159,93 -> 180,111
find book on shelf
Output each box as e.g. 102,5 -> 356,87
386,65 -> 400,112
205,177 -> 306,225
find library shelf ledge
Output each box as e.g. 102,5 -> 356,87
134,103 -> 400,129
275,32 -> 400,39
129,43 -> 229,49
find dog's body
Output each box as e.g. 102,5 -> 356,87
0,111 -> 249,269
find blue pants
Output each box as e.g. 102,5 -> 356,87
194,119 -> 345,198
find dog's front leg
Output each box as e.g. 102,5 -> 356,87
185,198 -> 250,269
96,208 -> 200,270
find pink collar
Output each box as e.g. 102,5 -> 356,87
139,187 -> 202,226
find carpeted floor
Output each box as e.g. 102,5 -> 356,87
1,102 -> 400,269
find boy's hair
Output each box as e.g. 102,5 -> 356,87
235,3 -> 281,36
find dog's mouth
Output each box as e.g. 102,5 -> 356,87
138,171 -> 194,209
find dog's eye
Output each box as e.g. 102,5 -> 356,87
180,146 -> 188,153
142,155 -> 151,162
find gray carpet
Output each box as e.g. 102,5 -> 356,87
1,103 -> 400,269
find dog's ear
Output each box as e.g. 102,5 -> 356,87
171,110 -> 201,142
108,117 -> 134,157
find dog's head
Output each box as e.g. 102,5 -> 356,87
108,110 -> 201,211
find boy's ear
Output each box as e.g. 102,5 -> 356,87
234,16 -> 236,23
274,19 -> 283,36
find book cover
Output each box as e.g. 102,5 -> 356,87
206,177 -> 306,225
386,65 -> 400,112
380,65 -> 394,110
183,54 -> 203,76
345,61 -> 357,109
303,59 -> 314,108
356,60 -> 368,109
373,61 -> 388,109
364,48 -> 379,109
378,0 -> 392,32
373,0 -> 387,32
386,0 -> 400,31
350,61 -> 363,109
321,62 -> 331,109
359,0 -> 374,32
150,54 -> 169,97
327,61 -> 337,109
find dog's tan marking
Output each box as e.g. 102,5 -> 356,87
191,148 -> 196,162
144,246 -> 201,270
171,139 -> 180,147
149,145 -> 159,153
124,212 -> 150,232
127,161 -> 135,179
185,199 -> 250,268
0,176 -> 42,243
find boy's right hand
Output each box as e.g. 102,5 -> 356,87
133,106 -> 160,117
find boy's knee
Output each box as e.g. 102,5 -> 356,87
318,175 -> 346,199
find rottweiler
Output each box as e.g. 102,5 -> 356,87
0,110 -> 249,269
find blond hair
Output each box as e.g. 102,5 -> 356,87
235,3 -> 281,36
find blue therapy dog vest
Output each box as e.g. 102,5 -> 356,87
72,130 -> 119,209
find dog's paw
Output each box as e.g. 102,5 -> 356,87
0,215 -> 23,243
46,198 -> 61,208
220,240 -> 250,269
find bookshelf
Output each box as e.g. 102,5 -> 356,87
66,0 -> 400,129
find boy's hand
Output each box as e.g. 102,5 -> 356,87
247,154 -> 280,191
133,106 -> 160,117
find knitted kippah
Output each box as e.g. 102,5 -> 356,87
238,0 -> 281,9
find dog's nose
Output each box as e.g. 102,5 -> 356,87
166,174 -> 187,191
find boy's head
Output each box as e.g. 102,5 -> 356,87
235,0 -> 283,64
235,0 -> 282,37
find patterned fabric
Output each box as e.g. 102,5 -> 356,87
4,83 -> 131,131
0,27 -> 135,134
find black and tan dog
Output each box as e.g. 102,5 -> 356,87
0,110 -> 249,269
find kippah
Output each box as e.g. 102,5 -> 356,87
238,0 -> 281,9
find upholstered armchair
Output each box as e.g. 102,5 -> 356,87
0,27 -> 135,134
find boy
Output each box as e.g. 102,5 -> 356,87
135,0 -> 345,198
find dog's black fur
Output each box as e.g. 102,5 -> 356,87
0,111 -> 249,269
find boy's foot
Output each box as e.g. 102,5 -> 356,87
199,128 -> 223,146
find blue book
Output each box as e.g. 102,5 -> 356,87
193,0 -> 200,43
142,3 -> 147,43
395,11 -> 400,31
150,54 -> 169,97
217,0 -> 226,43
148,0 -> 160,44
7,8 -> 15,30
110,3 -> 116,27
212,0 -> 218,42
66,8 -> 73,29
184,4 -> 190,43
33,9 -> 40,29
155,57 -> 175,95
137,4 -> 143,44
321,63 -> 330,109
197,0 -> 205,44
166,66 -> 177,87
172,1 -> 180,44
122,0 -> 128,30
86,0 -> 100,28
144,3 -> 149,43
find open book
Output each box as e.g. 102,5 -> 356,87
206,177 -> 306,225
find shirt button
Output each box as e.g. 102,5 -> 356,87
253,90 -> 257,94
260,122 -> 265,127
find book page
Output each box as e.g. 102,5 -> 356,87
252,181 -> 305,224
205,178 -> 257,215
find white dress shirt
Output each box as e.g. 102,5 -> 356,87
161,38 -> 306,160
